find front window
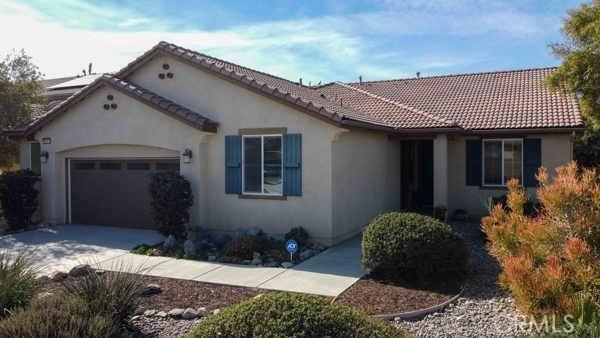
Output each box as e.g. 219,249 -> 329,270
243,135 -> 282,195
483,139 -> 522,186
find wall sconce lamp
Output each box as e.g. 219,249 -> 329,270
182,148 -> 192,163
40,151 -> 49,164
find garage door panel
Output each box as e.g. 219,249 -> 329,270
70,159 -> 179,229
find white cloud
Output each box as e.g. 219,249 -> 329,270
0,0 -> 562,81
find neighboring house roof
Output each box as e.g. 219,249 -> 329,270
4,74 -> 218,137
3,41 -> 583,137
339,68 -> 583,131
46,74 -> 103,90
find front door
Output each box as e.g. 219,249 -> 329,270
401,140 -> 434,214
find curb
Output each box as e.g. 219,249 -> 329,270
371,287 -> 464,321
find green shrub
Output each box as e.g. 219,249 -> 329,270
63,270 -> 141,326
0,169 -> 40,231
0,295 -> 119,338
131,243 -> 154,255
150,171 -> 194,237
188,292 -> 408,338
0,252 -> 39,317
362,212 -> 469,281
221,235 -> 265,260
285,227 -> 310,248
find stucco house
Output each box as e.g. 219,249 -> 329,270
3,41 -> 583,245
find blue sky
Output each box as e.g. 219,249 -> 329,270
0,0 -> 587,82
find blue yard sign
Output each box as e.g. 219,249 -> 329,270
285,239 -> 298,261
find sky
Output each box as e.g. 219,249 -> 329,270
0,0 -> 588,83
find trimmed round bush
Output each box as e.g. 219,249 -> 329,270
188,292 -> 408,338
362,212 -> 469,281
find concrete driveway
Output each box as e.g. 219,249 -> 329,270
0,224 -> 164,274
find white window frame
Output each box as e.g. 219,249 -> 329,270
241,134 -> 283,196
482,138 -> 523,187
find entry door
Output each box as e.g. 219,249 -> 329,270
401,140 -> 434,213
69,159 -> 179,228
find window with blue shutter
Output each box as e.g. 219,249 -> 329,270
523,138 -> 541,187
466,139 -> 482,186
225,135 -> 242,194
283,134 -> 302,196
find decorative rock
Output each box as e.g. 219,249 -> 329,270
156,311 -> 168,318
197,307 -> 208,316
138,283 -> 162,296
183,239 -> 196,257
281,261 -> 294,269
241,260 -> 252,265
251,252 -> 263,265
212,308 -> 221,315
144,309 -> 156,317
168,308 -> 185,318
69,264 -> 91,277
95,269 -> 105,276
252,252 -> 261,260
182,307 -> 199,320
207,255 -> 217,262
163,235 -> 177,251
253,294 -> 264,299
263,261 -> 279,268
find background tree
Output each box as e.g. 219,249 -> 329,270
0,50 -> 43,169
547,1 -> 600,167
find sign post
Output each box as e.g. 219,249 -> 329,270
285,239 -> 298,262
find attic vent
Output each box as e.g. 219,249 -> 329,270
162,63 -> 170,70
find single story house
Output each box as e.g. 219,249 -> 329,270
3,42 -> 583,245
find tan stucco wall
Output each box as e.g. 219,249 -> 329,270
129,55 -> 343,243
331,130 -> 401,242
33,85 -> 212,225
447,133 -> 574,218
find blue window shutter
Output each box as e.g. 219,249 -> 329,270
466,139 -> 482,186
283,134 -> 302,196
523,138 -> 541,187
225,135 -> 242,194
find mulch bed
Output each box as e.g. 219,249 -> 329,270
335,274 -> 461,316
135,275 -> 263,312
42,272 -> 265,312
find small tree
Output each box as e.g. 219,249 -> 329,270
482,162 -> 599,323
0,50 -> 43,169
149,171 -> 193,237
0,169 -> 40,230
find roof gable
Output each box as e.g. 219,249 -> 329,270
8,75 -> 217,137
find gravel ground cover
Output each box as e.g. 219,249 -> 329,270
395,221 -> 528,337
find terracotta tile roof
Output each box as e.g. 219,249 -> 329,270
343,68 -> 583,130
316,82 -> 455,129
4,42 -> 583,137
7,74 -> 218,136
115,42 -> 394,131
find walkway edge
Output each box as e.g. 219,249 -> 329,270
368,287 -> 464,321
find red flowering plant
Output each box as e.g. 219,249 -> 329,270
482,162 -> 599,323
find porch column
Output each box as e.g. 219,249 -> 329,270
433,134 -> 449,208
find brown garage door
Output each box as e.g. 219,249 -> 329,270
70,159 -> 179,228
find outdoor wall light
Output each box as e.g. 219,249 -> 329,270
40,151 -> 49,164
182,148 -> 192,163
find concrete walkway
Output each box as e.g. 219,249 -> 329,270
1,225 -> 365,297
98,235 -> 366,297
